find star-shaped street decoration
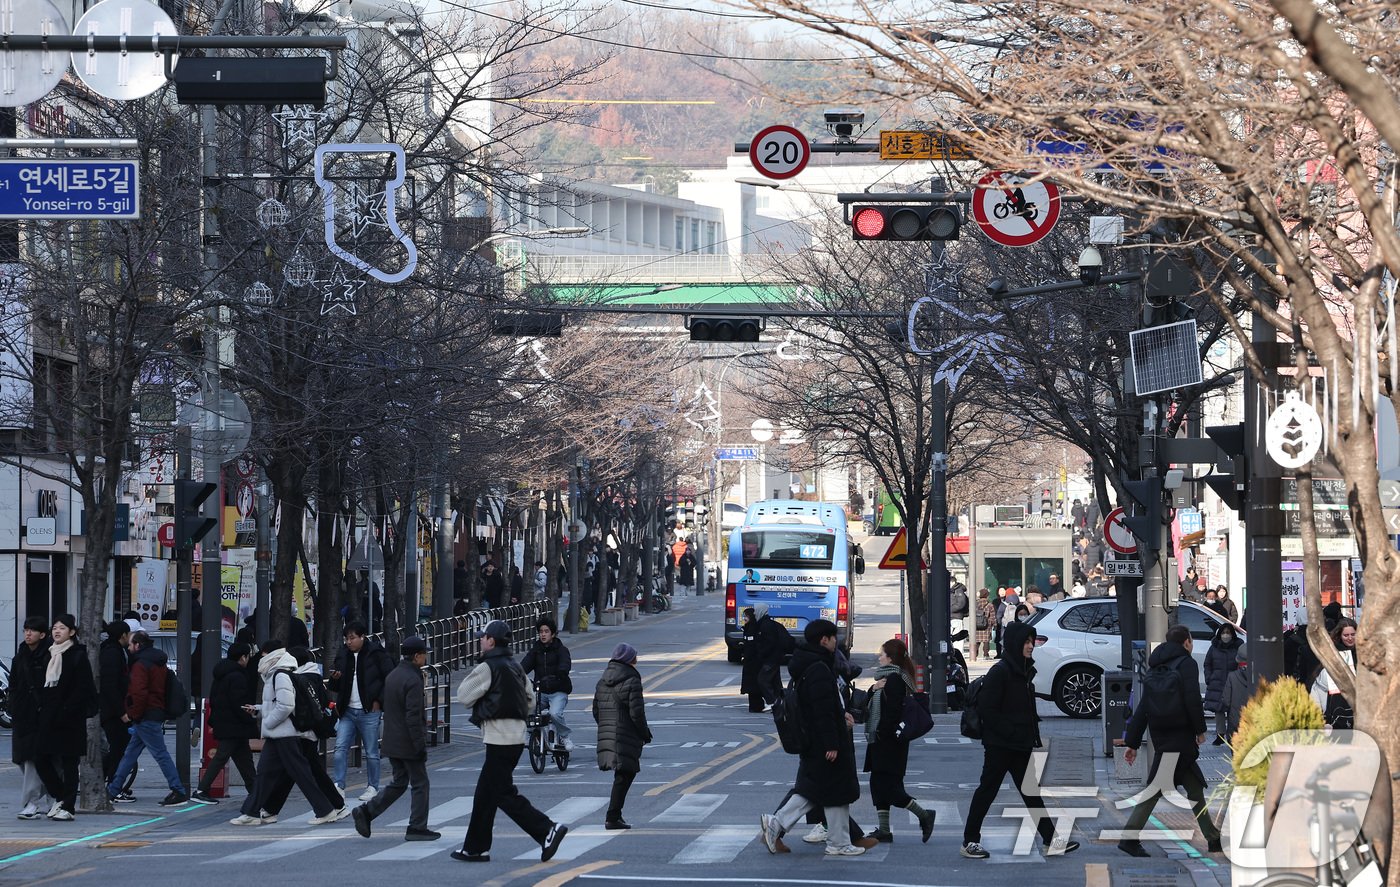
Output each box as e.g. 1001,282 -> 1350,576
319,264 -> 366,316
271,107 -> 327,151
343,183 -> 391,239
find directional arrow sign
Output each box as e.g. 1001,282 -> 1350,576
1381,479 -> 1400,508
1385,508 -> 1400,533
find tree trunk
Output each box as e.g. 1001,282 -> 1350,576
78,480 -> 118,814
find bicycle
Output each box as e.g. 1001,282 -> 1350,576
526,684 -> 569,774
1252,756 -> 1382,887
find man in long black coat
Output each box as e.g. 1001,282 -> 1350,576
10,617 -> 51,818
352,636 -> 437,842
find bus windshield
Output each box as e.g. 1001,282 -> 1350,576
739,530 -> 836,569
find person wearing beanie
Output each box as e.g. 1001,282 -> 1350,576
353,637 -> 438,842
593,643 -> 651,829
35,615 -> 97,820
451,619 -> 567,863
192,643 -> 259,804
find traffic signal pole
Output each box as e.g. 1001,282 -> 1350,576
928,371 -> 950,715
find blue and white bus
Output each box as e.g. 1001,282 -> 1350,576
724,500 -> 864,662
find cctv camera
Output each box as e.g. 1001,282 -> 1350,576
1078,245 -> 1103,286
824,109 -> 865,141
985,278 -> 1008,297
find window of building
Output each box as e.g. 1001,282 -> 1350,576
705,221 -> 718,254
674,217 -> 685,251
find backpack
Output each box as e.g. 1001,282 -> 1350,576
959,675 -> 987,739
1141,662 -> 1186,723
282,670 -> 337,739
975,607 -> 989,630
163,670 -> 190,722
772,677 -> 807,754
894,690 -> 933,742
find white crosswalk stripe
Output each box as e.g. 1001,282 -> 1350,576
210,831 -> 352,864
388,796 -> 474,829
544,796 -> 609,824
653,793 -> 726,822
979,826 -> 1047,864
670,824 -> 754,864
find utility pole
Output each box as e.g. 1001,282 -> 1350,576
1245,274 -> 1284,680
566,453 -> 582,633
433,483 -> 453,619
255,473 -> 271,642
928,371 -> 950,714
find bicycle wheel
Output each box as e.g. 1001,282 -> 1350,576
528,727 -> 547,774
557,747 -> 569,772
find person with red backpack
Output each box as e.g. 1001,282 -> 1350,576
1118,624 -> 1222,858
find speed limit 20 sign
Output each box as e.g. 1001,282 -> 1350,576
749,125 -> 810,180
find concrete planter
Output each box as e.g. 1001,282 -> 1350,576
623,603 -> 639,621
597,608 -> 624,626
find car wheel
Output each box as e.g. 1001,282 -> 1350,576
1053,665 -> 1103,719
727,642 -> 743,664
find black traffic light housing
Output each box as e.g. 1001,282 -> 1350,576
1121,475 -> 1163,554
174,480 -> 219,550
1203,422 -> 1246,511
688,316 -> 761,342
493,311 -> 563,337
175,57 -> 328,107
851,204 -> 960,241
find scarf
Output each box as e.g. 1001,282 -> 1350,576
865,664 -> 915,739
46,639 -> 73,687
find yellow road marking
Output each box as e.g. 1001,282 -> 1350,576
537,859 -> 620,887
1085,862 -> 1111,887
644,733 -> 766,797
28,867 -> 96,885
683,734 -> 781,794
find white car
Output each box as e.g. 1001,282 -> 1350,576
1025,598 -> 1243,718
720,502 -> 746,530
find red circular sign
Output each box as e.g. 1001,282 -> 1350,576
749,125 -> 810,180
1103,507 -> 1138,554
971,171 -> 1061,247
158,522 -> 175,548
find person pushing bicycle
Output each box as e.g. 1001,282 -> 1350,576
521,618 -> 573,752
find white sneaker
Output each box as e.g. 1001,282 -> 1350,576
259,810 -> 278,823
17,803 -> 37,819
562,738 -> 574,752
825,843 -> 866,856
802,824 -> 828,844
229,814 -> 265,826
758,813 -> 782,854
49,808 -> 74,821
310,806 -> 352,825
46,800 -> 64,818
358,787 -> 378,802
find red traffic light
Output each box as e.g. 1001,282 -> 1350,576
850,204 -> 960,241
852,207 -> 887,238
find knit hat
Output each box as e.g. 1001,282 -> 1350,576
611,643 -> 637,664
402,636 -> 428,656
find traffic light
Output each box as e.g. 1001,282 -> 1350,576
1121,476 -> 1162,554
688,316 -> 761,342
492,311 -> 563,337
174,480 -> 219,550
1203,423 -> 1246,511
851,204 -> 960,241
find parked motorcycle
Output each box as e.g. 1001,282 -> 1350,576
0,659 -> 11,729
945,629 -> 970,711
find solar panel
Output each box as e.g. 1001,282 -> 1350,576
1130,320 -> 1202,395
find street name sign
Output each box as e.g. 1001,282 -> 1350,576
879,130 -> 973,161
0,159 -> 139,219
1104,556 -> 1142,577
748,125 -> 810,180
971,171 -> 1061,247
715,445 -> 759,461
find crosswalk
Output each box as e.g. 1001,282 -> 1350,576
197,791 -> 1050,866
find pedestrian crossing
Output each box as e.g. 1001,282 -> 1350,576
196,791 -> 1052,866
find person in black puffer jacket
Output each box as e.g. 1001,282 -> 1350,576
592,643 -> 650,829
758,620 -> 867,857
1119,624 -> 1221,857
1203,624 -> 1242,720
192,643 -> 259,803
960,620 -> 1078,860
521,618 -> 574,751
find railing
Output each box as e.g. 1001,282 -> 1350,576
522,253 -> 796,284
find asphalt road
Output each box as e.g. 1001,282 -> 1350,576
0,537 -> 1222,886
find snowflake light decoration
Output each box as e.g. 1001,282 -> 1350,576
243,282 -> 274,312
283,250 -> 317,288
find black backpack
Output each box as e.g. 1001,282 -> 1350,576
958,675 -> 987,739
1141,662 -> 1186,723
163,670 -> 190,722
772,676 -> 807,754
281,670 -> 337,739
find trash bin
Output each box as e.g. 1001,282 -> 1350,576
1102,670 -> 1134,756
